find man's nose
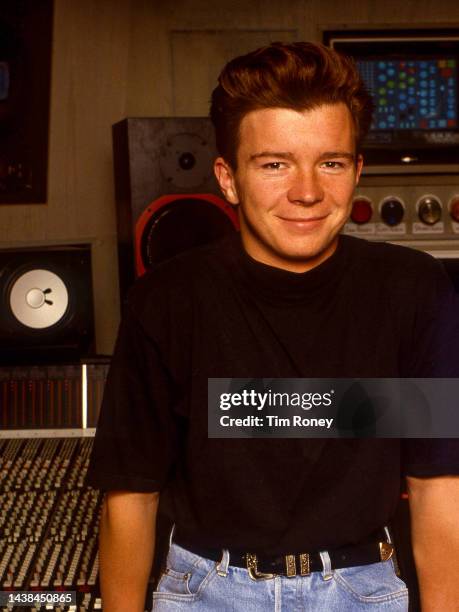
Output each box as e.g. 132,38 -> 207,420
286,168 -> 324,205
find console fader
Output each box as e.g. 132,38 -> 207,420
0,436 -> 103,611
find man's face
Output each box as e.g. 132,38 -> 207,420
214,103 -> 363,272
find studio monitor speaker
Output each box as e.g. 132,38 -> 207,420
112,118 -> 239,297
0,244 -> 94,365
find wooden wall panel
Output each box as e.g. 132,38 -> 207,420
2,0 -> 459,353
171,30 -> 298,116
124,0 -> 307,115
311,0 -> 459,34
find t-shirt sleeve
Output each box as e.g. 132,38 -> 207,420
403,439 -> 459,477
85,300 -> 178,492
402,258 -> 459,477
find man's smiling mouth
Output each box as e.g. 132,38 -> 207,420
275,213 -> 330,228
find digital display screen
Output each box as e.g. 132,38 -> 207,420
356,58 -> 457,131
0,61 -> 9,101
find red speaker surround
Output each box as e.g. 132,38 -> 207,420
134,193 -> 239,276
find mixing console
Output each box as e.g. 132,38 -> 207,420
0,363 -> 109,431
0,436 -> 104,611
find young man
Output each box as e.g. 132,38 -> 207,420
87,42 -> 459,611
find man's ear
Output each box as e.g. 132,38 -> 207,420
355,154 -> 364,185
214,157 -> 240,205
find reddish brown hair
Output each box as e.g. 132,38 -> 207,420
210,41 -> 373,168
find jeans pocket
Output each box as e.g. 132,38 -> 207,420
333,560 -> 409,605
155,568 -> 195,597
153,547 -> 216,601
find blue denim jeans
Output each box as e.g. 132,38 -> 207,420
151,538 -> 409,611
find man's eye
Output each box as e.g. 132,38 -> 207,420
262,162 -> 284,170
321,161 -> 344,169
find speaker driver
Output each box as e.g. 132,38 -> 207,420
159,133 -> 213,189
9,269 -> 69,329
0,245 -> 94,365
135,194 -> 239,276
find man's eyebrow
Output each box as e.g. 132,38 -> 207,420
318,151 -> 356,162
249,151 -> 295,161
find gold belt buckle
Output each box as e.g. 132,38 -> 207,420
299,553 -> 310,576
285,553 -> 310,577
285,554 -> 296,577
379,541 -> 394,562
245,553 -> 276,581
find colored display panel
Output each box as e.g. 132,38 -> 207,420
356,58 -> 457,130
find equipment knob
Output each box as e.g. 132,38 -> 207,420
380,198 -> 404,226
450,197 -> 459,223
418,196 -> 442,225
351,198 -> 373,224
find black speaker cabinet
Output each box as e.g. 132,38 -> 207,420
0,245 -> 94,365
112,118 -> 239,297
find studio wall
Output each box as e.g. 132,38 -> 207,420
1,0 -> 459,353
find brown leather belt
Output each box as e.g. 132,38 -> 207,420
173,532 -> 395,581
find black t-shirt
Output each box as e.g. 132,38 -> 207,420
86,234 -> 459,555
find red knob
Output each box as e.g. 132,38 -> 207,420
450,197 -> 459,223
351,198 -> 373,224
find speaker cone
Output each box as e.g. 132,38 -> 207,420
135,194 -> 239,276
9,269 -> 69,329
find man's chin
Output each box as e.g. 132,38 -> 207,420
278,236 -> 339,262
263,240 -> 338,273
